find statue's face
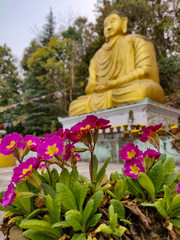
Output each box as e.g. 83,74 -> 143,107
104,14 -> 123,39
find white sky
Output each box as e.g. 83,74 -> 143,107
0,0 -> 97,60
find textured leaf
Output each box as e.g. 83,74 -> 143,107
20,219 -> 60,238
127,177 -> 145,198
92,154 -> 98,181
155,199 -> 168,219
66,214 -> 82,231
138,172 -> 155,202
27,208 -> 47,220
69,166 -> 79,189
159,154 -> 167,163
56,183 -> 77,210
110,199 -> 125,220
82,199 -> 94,226
89,190 -> 104,217
51,168 -> 60,188
96,157 -> 111,184
163,158 -> 175,176
59,168 -> 70,187
41,183 -> 57,198
96,224 -> 113,234
52,194 -> 61,223
71,233 -> 86,240
115,179 -> 124,201
170,218 -> 180,228
72,182 -> 82,209
162,171 -> 180,188
148,160 -> 163,193
79,184 -> 89,211
23,229 -> 57,240
114,226 -> 127,237
164,185 -> 172,210
86,213 -> 102,229
169,194 -> 180,212
110,171 -> 121,181
109,205 -> 117,231
16,181 -> 31,213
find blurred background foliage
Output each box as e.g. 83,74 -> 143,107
0,0 -> 179,136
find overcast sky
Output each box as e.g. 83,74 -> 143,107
0,0 -> 97,60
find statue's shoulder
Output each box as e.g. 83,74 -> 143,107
127,34 -> 152,44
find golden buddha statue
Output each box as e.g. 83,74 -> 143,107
69,11 -> 165,116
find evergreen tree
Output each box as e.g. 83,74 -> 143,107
21,40 -> 61,136
40,8 -> 56,46
0,44 -> 23,134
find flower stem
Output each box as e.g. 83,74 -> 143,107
45,163 -> 52,185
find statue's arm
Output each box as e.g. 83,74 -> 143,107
85,59 -> 97,94
105,36 -> 152,89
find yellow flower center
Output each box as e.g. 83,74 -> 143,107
75,156 -> 80,161
130,164 -> 140,175
7,141 -> 16,149
27,140 -> 36,147
46,144 -> 58,156
80,125 -> 90,131
20,165 -> 33,178
127,149 -> 136,158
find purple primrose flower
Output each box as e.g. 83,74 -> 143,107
2,182 -> 16,208
12,157 -> 40,183
37,136 -> 64,160
0,133 -> 22,155
119,143 -> 142,161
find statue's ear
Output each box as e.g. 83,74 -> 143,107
122,17 -> 128,34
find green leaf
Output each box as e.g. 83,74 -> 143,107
96,157 -> 111,184
164,185 -> 172,210
82,199 -> 94,226
127,177 -> 145,198
16,181 -> 31,213
148,160 -> 163,193
170,218 -> 180,228
163,157 -> 175,176
108,203 -> 114,219
59,168 -> 70,187
138,172 -> 155,202
66,214 -> 82,231
45,194 -> 53,218
52,221 -> 70,228
41,183 -> 57,198
72,182 -> 82,209
110,199 -> 125,220
27,208 -> 47,220
114,225 -> 127,237
155,199 -> 168,219
71,233 -> 86,240
65,209 -> 81,222
51,168 -> 60,189
109,205 -> 117,231
159,154 -> 167,163
86,213 -> 102,229
19,219 -> 60,238
23,229 -> 57,240
96,224 -> 113,234
162,171 -> 180,188
89,190 -> 104,217
110,171 -> 121,181
52,194 -> 61,223
56,183 -> 77,210
114,179 -> 124,201
69,166 -> 79,190
92,154 -> 98,182
169,194 -> 180,212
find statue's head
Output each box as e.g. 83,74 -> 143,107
104,10 -> 128,41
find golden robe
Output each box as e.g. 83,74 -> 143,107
69,34 -> 164,116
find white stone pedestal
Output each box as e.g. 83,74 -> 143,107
58,98 -> 180,131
